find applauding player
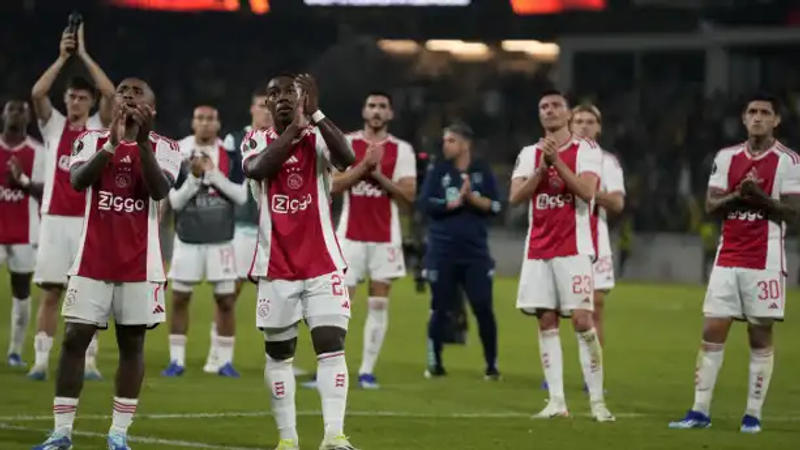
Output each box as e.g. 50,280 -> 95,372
331,92 -> 416,389
34,78 -> 180,450
509,90 -> 613,422
1,100 -> 44,367
669,94 -> 800,433
243,73 -> 357,450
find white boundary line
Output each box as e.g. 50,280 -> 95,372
0,423 -> 262,450
2,409 -> 800,422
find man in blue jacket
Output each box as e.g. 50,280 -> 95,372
419,122 -> 502,380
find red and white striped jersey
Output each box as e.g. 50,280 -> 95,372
337,132 -> 416,245
596,150 -> 625,258
38,109 -> 104,217
512,136 -> 602,260
68,130 -> 181,282
242,126 -> 346,281
0,137 -> 45,244
708,140 -> 800,272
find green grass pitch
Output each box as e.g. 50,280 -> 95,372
1,275 -> 799,449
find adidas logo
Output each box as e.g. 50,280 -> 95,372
768,302 -> 779,310
285,155 -> 299,165
120,155 -> 133,164
152,304 -> 165,314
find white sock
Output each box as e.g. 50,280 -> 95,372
692,341 -> 725,416
359,296 -> 388,375
53,397 -> 78,434
9,297 -> 31,355
34,331 -> 54,368
577,328 -> 605,403
539,328 -> 564,403
317,351 -> 348,438
745,347 -> 774,420
265,355 -> 298,442
85,333 -> 99,367
169,334 -> 187,366
206,322 -> 218,365
110,397 -> 138,435
215,335 -> 235,365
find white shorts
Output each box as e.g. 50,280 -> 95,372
255,270 -> 351,330
704,266 -> 785,321
341,238 -> 406,287
0,244 -> 36,273
593,255 -> 615,291
34,215 -> 84,285
63,275 -> 166,328
233,226 -> 258,279
168,237 -> 237,285
516,254 -> 594,316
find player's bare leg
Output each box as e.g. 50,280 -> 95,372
108,323 -> 146,445
571,309 -> 613,421
592,291 -> 606,347
669,317 -> 732,429
164,288 -> 192,375
7,271 -> 32,367
311,324 -> 356,449
533,310 -> 568,419
213,292 -> 239,377
358,280 -> 390,389
741,321 -> 774,433
264,332 -> 299,449
47,322 -> 96,442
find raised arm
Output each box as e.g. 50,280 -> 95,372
705,186 -> 742,217
596,191 -> 625,216
371,173 -> 416,208
243,124 -> 302,181
31,29 -> 75,123
418,165 -> 455,218
132,105 -> 172,200
7,156 -> 44,200
76,24 -> 115,127
204,159 -> 247,206
464,166 -> 502,215
70,136 -> 114,191
296,73 -> 354,171
547,148 -> 598,203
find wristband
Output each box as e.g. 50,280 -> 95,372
311,110 -> 326,124
18,174 -> 31,188
102,141 -> 116,155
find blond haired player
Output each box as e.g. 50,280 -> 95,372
570,104 -> 625,346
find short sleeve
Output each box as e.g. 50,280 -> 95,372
576,141 -> 602,177
87,112 -> 104,130
155,138 -> 182,182
708,150 -> 733,191
69,131 -> 100,168
241,129 -> 268,168
38,108 -> 66,146
314,127 -> 331,165
393,141 -> 417,181
511,145 -> 536,179
780,152 -> 800,195
31,140 -> 46,184
603,153 -> 626,195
